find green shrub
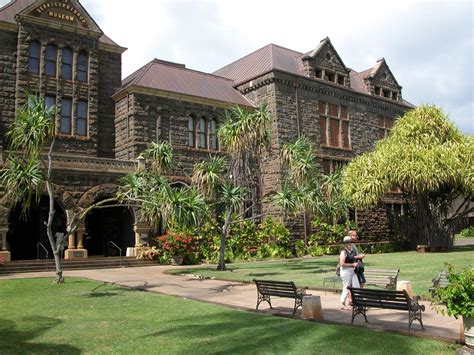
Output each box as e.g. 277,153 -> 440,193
459,226 -> 474,238
435,263 -> 474,318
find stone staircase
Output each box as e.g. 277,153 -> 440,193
0,256 -> 156,275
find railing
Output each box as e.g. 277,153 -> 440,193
107,241 -> 122,257
37,242 -> 49,260
108,241 -> 123,267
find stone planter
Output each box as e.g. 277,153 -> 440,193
170,255 -> 184,266
464,316 -> 474,348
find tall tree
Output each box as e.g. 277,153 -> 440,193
192,104 -> 271,270
272,136 -> 350,233
342,105 -> 473,249
1,95 -> 68,283
192,155 -> 246,270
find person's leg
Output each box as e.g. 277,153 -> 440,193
340,268 -> 351,308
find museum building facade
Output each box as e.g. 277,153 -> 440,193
0,0 -> 413,262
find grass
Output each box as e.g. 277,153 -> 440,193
172,245 -> 474,298
0,278 -> 458,354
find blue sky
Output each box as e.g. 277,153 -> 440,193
1,0 -> 473,133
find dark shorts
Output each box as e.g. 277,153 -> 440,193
357,271 -> 366,284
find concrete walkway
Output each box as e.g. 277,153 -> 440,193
0,265 -> 464,344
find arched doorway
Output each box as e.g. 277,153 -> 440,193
7,196 -> 67,260
84,201 -> 134,257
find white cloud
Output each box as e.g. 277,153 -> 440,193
0,0 -> 472,133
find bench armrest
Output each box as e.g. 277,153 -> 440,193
296,287 -> 308,296
409,295 -> 425,312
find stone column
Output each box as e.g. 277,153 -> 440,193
133,224 -> 141,247
67,233 -> 76,249
65,225 -> 87,259
76,227 -> 85,249
0,226 -> 11,262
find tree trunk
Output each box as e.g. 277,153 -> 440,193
45,139 -> 64,284
46,180 -> 64,284
390,196 -> 454,250
217,212 -> 232,271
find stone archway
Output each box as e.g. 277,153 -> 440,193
79,184 -> 135,257
6,196 -> 67,261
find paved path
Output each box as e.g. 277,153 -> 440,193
1,265 -> 464,344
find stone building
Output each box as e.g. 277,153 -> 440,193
0,0 -> 413,262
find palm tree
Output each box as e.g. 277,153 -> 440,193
1,94 -> 67,283
190,104 -> 270,270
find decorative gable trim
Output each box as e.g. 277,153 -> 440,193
302,37 -> 349,72
301,37 -> 351,87
15,0 -> 103,34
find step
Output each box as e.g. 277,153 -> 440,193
0,257 -> 156,274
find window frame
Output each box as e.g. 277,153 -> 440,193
45,44 -> 58,78
198,117 -> 207,149
76,100 -> 88,137
77,51 -> 88,82
61,47 -> 73,81
28,41 -> 40,75
319,101 -> 351,149
188,115 -> 196,148
60,98 -> 72,135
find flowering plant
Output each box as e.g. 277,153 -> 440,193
136,246 -> 160,261
157,233 -> 194,257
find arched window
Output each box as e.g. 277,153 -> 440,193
61,47 -> 73,80
77,51 -> 88,82
45,44 -> 57,77
28,41 -> 40,74
187,115 -> 195,147
209,119 -> 217,150
198,117 -> 207,149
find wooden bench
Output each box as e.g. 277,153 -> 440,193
429,271 -> 449,299
364,269 -> 399,290
348,287 -> 425,332
253,279 -> 308,315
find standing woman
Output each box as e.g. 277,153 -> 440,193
340,236 -> 360,310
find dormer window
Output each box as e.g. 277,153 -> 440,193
383,89 -> 391,98
315,69 -> 323,79
337,76 -> 345,85
327,72 -> 336,83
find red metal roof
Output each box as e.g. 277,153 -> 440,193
214,44 -> 304,84
121,59 -> 253,107
214,41 -> 407,101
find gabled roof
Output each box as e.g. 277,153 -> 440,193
120,59 -> 253,107
214,39 -> 408,104
0,0 -> 121,47
301,36 -> 349,72
363,58 -> 402,88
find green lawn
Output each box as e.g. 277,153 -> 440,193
173,245 -> 474,298
0,278 -> 458,354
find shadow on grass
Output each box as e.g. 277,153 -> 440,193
249,272 -> 282,277
0,317 -> 80,354
140,310 -> 450,353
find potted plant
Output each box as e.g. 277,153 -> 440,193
434,263 -> 474,348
